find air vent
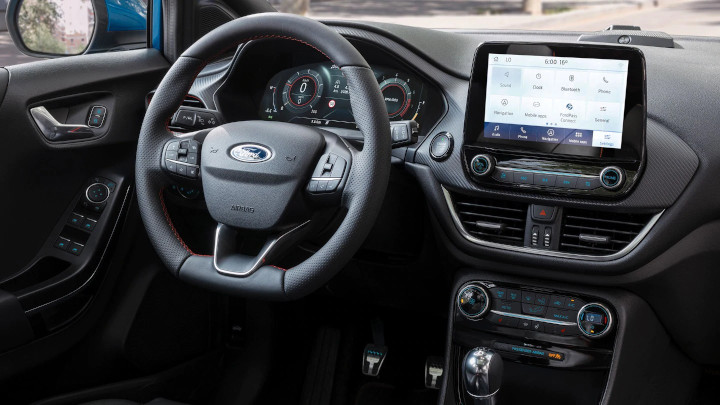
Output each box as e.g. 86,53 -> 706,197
452,194 -> 528,246
146,92 -> 206,109
560,209 -> 656,255
180,95 -> 206,109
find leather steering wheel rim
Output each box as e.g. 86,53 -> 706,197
135,13 -> 391,300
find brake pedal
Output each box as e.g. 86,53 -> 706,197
425,356 -> 444,389
362,344 -> 387,377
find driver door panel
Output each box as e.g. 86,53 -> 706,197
0,49 -> 168,355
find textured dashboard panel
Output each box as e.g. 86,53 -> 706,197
415,118 -> 698,210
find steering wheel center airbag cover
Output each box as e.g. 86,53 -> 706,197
201,120 -> 325,230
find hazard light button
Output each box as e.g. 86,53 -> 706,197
531,205 -> 556,222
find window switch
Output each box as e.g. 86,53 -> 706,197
68,212 -> 84,227
69,242 -> 84,256
81,218 -> 97,232
54,237 -> 71,251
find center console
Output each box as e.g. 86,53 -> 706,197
462,43 -> 646,198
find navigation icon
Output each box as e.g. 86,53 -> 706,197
547,129 -> 555,136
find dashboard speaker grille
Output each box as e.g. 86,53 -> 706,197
452,194 -> 528,246
560,209 -> 656,255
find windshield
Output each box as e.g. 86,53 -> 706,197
270,0 -> 718,37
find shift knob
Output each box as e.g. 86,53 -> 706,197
462,347 -> 503,404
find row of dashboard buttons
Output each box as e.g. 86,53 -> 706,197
486,312 -> 578,336
490,287 -> 584,310
492,169 -> 601,190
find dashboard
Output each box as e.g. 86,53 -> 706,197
178,24 -> 720,387
257,62 -> 432,129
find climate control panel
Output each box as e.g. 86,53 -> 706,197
456,281 -> 614,340
462,147 -> 639,198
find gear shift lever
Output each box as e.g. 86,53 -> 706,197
462,347 -> 503,405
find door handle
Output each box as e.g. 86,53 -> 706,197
30,106 -> 95,142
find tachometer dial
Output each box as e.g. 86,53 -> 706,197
379,78 -> 412,118
282,69 -> 324,113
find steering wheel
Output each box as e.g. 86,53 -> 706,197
135,14 -> 391,300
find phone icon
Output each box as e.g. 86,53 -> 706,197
520,127 -> 527,134
603,76 -> 609,83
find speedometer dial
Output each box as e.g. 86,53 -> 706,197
282,69 -> 324,113
379,78 -> 412,118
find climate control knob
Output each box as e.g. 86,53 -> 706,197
470,154 -> 495,177
599,166 -> 625,190
457,283 -> 491,320
577,303 -> 614,338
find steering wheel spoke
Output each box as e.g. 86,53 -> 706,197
213,221 -> 311,277
161,133 -> 205,182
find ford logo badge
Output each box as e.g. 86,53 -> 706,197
230,144 -> 272,163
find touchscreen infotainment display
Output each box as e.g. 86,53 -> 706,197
483,54 -> 629,151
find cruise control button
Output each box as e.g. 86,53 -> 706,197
187,152 -> 198,165
166,151 -> 178,161
307,180 -> 319,192
167,141 -> 180,151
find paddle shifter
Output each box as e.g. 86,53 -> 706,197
462,347 -> 503,405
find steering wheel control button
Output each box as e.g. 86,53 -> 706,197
86,183 -> 110,204
531,205 -> 556,222
578,303 -> 614,338
457,284 -> 490,320
599,166 -> 625,190
172,110 -> 196,128
309,153 -> 347,194
167,141 -> 180,151
470,154 -> 495,176
165,140 -> 200,178
87,105 -> 107,128
429,132 -> 453,160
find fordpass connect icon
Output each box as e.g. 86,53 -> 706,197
230,144 -> 272,163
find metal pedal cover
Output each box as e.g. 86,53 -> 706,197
425,356 -> 444,389
362,344 -> 387,377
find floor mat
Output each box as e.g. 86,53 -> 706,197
354,382 -> 437,405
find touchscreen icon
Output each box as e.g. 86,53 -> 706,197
536,73 -> 542,79
569,74 -> 575,82
566,103 -> 574,110
501,99 -> 509,106
547,129 -> 555,136
494,125 -> 500,131
504,72 -> 510,78
603,76 -> 609,84
520,127 -> 527,134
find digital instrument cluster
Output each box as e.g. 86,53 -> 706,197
258,62 -> 432,130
